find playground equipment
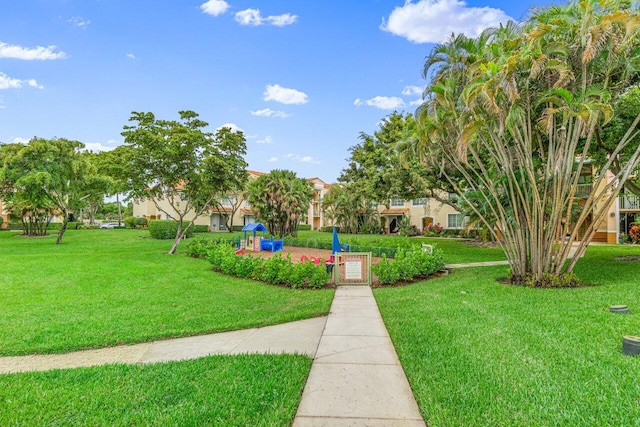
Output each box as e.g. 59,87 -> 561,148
238,223 -> 283,253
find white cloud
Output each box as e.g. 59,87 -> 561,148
83,142 -> 117,152
353,96 -> 405,110
200,0 -> 229,16
9,137 -> 29,144
235,9 -> 297,27
264,84 -> 308,105
256,135 -> 273,144
68,16 -> 91,28
380,0 -> 513,44
0,72 -> 43,90
268,156 -> 278,162
250,108 -> 291,118
126,53 -> 136,59
282,153 -> 320,164
217,122 -> 243,132
0,42 -> 67,60
402,85 -> 423,96
409,98 -> 424,106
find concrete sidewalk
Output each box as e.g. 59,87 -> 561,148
445,260 -> 509,269
293,286 -> 426,426
0,316 -> 327,374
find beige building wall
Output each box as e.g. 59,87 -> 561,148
380,195 -> 462,233
306,178 -> 332,230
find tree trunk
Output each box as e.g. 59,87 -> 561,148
168,220 -> 184,255
116,193 -> 122,226
56,217 -> 68,245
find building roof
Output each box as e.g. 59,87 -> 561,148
240,208 -> 256,215
380,208 -> 410,216
210,206 -> 233,213
242,223 -> 268,232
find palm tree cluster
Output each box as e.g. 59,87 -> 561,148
413,0 -> 640,285
321,183 -> 380,234
247,169 -> 314,237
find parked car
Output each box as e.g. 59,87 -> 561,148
99,222 -> 120,229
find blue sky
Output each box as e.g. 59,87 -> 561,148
1,0 -> 558,182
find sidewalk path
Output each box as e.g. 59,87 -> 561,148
293,286 -> 426,426
445,260 -> 509,269
0,316 -> 327,374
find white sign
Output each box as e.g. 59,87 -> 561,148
345,258 -> 362,280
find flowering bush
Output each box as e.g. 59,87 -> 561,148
423,223 -> 444,237
629,225 -> 640,244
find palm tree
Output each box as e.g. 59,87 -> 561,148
247,170 -> 314,237
414,0 -> 640,285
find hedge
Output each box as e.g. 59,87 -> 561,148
189,241 -> 330,289
194,224 -> 210,233
148,220 -> 195,240
48,221 -> 83,230
298,224 -> 311,231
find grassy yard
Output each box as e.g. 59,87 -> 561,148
297,230 -> 506,264
375,244 -> 640,426
0,354 -> 310,426
0,229 -> 333,356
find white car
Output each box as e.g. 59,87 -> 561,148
99,222 -> 120,229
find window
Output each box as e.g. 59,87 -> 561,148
413,198 -> 428,206
244,200 -> 251,208
390,198 -> 405,207
221,197 -> 235,207
447,213 -> 465,229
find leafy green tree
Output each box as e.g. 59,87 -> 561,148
121,110 -> 248,254
0,138 -> 94,243
414,0 -> 640,285
247,169 -> 313,237
340,112 -> 451,206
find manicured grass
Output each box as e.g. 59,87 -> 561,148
375,244 -> 640,426
296,230 -> 506,264
0,230 -> 333,356
0,354 -> 310,426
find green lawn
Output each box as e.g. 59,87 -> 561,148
0,354 -> 310,426
0,229 -> 333,356
297,230 -> 506,264
375,244 -> 640,426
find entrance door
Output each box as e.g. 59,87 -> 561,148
422,217 -> 434,229
210,215 -> 219,231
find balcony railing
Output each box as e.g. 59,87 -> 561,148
575,184 -> 592,197
620,195 -> 640,210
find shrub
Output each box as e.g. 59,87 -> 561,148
232,225 -> 244,232
134,217 -> 148,228
511,272 -> 580,288
298,224 -> 311,231
372,256 -> 401,285
125,216 -> 136,229
193,224 -> 209,233
8,220 -> 22,230
148,220 -> 195,240
77,224 -> 99,229
0,216 -> 3,227
48,221 -> 82,230
629,225 -> 640,244
320,226 -> 333,233
203,243 -> 330,288
423,223 -> 444,237
372,246 -> 445,285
